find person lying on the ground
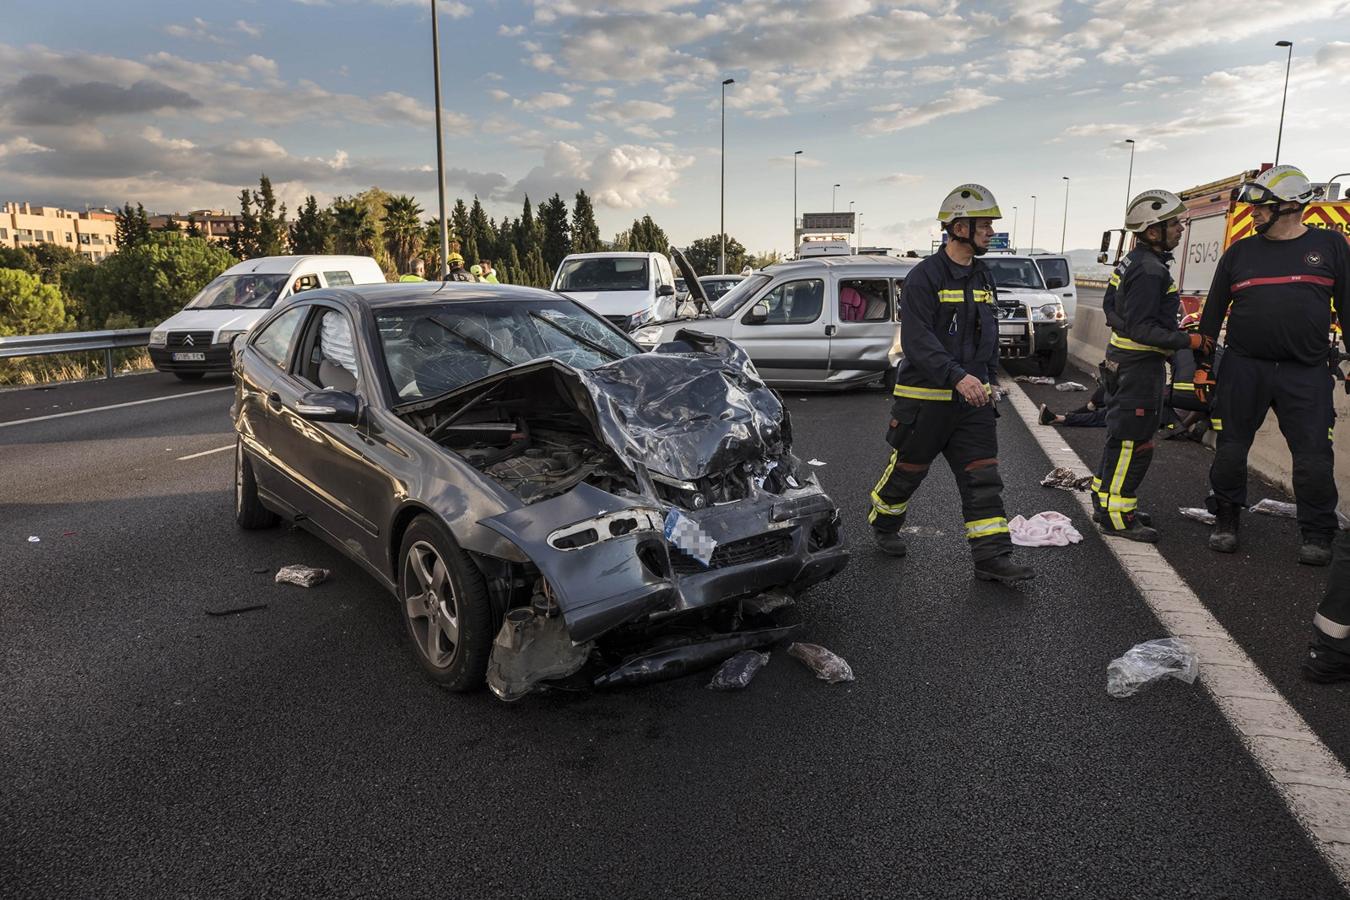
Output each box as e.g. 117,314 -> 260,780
1038,384 -> 1107,427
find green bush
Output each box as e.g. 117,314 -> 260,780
0,267 -> 69,337
64,233 -> 236,329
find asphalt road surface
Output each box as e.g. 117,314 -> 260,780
2,370 -> 1347,898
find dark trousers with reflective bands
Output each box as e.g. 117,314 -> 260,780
868,397 -> 1012,561
1209,351 -> 1338,538
1315,530 -> 1350,647
1093,355 -> 1166,528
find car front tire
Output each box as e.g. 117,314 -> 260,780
398,515 -> 494,691
235,438 -> 278,530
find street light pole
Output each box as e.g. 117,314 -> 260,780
849,200 -> 855,250
1275,40 -> 1293,165
720,77 -> 734,275
1011,206 -> 1018,253
1029,195 -> 1037,254
792,149 -> 802,253
1060,176 -> 1070,254
430,0 -> 449,278
832,183 -> 841,212
1123,138 -> 1136,212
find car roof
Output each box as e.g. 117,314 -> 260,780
766,255 -> 919,275
223,255 -> 378,275
559,251 -> 653,260
313,281 -> 564,309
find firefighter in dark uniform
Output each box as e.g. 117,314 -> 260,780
868,184 -> 1033,584
1092,189 -> 1205,542
1197,164 -> 1350,567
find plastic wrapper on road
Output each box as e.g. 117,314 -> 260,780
1179,507 -> 1216,525
788,642 -> 854,683
1054,381 -> 1088,392
275,565 -> 330,588
707,650 -> 770,691
1106,638 -> 1198,698
1041,466 -> 1093,492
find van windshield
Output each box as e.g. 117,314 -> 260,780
185,274 -> 290,310
555,258 -> 649,292
712,274 -> 772,317
983,258 -> 1046,290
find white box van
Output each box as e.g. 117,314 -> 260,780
148,255 -> 385,379
632,252 -> 911,390
549,251 -> 676,331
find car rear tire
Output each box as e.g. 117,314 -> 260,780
398,515 -> 494,691
1038,342 -> 1068,378
235,439 -> 278,530
175,372 -> 205,381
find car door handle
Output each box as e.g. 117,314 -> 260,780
824,325 -> 837,336
267,391 -> 283,411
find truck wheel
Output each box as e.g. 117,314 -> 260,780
1038,342 -> 1068,378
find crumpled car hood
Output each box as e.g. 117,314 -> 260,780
404,329 -> 791,484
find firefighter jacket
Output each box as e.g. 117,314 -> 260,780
893,248 -> 999,400
1102,245 -> 1190,361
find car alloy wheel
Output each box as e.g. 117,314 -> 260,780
402,540 -> 460,670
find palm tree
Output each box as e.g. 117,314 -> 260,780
383,195 -> 424,274
332,198 -> 377,256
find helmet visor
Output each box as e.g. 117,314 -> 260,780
1237,182 -> 1280,205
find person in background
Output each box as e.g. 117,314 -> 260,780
481,259 -> 500,284
1038,384 -> 1107,427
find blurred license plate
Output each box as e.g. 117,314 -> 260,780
173,352 -> 206,361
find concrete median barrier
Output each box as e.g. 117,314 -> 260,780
1069,305 -> 1350,516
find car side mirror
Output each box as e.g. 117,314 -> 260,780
296,389 -> 361,425
743,301 -> 770,325
657,284 -> 675,297
1096,252 -> 1109,265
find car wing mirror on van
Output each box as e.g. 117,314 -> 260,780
295,389 -> 362,425
656,283 -> 675,297
743,301 -> 770,325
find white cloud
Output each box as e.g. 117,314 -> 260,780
860,88 -> 998,134
235,19 -> 263,38
589,99 -> 676,122
0,136 -> 50,159
879,173 -> 924,186
516,91 -> 574,112
508,139 -> 693,209
164,17 -> 224,44
498,24 -> 525,36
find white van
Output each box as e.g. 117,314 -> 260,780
549,251 -> 676,331
632,251 -> 911,390
148,255 -> 385,379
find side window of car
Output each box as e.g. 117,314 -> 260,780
252,306 -> 307,370
839,278 -> 891,323
655,255 -> 673,288
749,279 -> 824,325
323,270 -> 354,287
293,274 -> 320,294
893,278 -> 906,322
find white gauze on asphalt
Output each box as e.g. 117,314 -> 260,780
1008,511 -> 1083,547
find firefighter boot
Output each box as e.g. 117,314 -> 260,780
872,529 -> 907,558
1298,533 -> 1334,567
1304,629 -> 1350,684
1209,501 -> 1240,554
974,554 -> 1035,584
1099,514 -> 1158,543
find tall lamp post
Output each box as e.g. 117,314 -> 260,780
720,77 -> 735,274
430,0 -> 449,278
1011,205 -> 1018,253
1123,138 -> 1136,211
1275,40 -> 1293,165
792,149 -> 803,252
1029,195 -> 1038,255
832,183 -> 841,212
849,200 -> 855,249
1060,176 -> 1070,254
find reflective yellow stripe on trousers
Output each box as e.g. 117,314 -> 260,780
965,516 -> 1009,539
1107,439 -> 1134,529
867,451 -> 909,525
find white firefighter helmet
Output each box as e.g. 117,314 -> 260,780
1238,165 -> 1319,205
937,184 -> 1002,223
1124,189 -> 1187,233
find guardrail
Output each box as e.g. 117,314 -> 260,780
1075,277 -> 1109,289
0,328 -> 153,379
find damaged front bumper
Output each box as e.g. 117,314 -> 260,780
480,481 -> 848,645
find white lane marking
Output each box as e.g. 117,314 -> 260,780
0,387 -> 232,429
1006,381 -> 1350,885
177,444 -> 233,461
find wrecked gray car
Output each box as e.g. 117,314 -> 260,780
230,282 -> 848,697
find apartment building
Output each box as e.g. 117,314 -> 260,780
146,209 -> 242,243
1,202 -> 118,261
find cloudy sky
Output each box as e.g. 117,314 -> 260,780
3,0 -> 1349,255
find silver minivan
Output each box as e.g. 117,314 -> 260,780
632,253 -> 911,390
